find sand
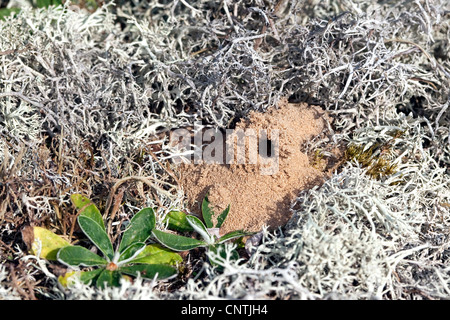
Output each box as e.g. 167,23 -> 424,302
176,98 -> 335,235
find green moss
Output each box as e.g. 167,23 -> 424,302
310,149 -> 326,170
344,130 -> 404,179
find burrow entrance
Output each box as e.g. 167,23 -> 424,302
176,98 -> 342,235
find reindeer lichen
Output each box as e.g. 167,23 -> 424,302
0,0 -> 449,300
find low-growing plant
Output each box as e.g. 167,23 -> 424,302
27,194 -> 181,288
26,193 -> 253,287
154,193 -> 255,266
344,130 -> 404,180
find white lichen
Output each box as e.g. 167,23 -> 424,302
0,0 -> 449,299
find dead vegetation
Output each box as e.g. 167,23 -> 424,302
0,0 -> 449,299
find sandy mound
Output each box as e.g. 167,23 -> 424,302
177,99 -> 336,235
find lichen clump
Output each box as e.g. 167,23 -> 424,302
0,0 -> 449,300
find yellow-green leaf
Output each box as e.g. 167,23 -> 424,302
70,194 -> 105,229
58,269 -> 103,288
163,210 -> 194,232
58,271 -> 77,288
26,226 -> 71,260
128,244 -> 182,265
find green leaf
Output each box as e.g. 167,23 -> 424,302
57,245 -> 107,267
0,8 -> 20,21
118,242 -> 146,263
120,264 -> 177,280
215,204 -> 230,228
128,244 -> 182,266
80,269 -> 103,285
218,230 -> 256,244
71,194 -> 105,230
152,229 -> 207,251
36,0 -> 63,8
78,215 -> 114,260
186,215 -> 214,244
201,193 -> 214,228
96,269 -> 121,288
25,226 -> 70,260
164,210 -> 194,232
118,207 -> 156,253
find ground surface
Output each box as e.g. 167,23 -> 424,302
179,100 -> 336,235
0,0 -> 449,300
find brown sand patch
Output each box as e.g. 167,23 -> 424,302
177,99 -> 335,235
